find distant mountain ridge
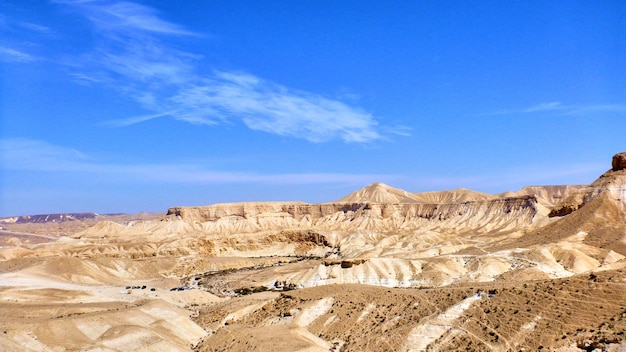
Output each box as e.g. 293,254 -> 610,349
0,213 -> 101,224
335,181 -> 580,206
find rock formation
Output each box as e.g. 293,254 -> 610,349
166,196 -> 538,234
549,152 -> 626,217
612,152 -> 626,171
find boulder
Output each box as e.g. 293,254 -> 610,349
612,152 -> 626,171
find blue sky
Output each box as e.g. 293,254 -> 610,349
1,1 -> 625,216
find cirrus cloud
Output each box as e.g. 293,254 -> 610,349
0,46 -> 36,63
480,101 -> 626,116
57,0 -> 400,143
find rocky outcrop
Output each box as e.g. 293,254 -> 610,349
549,153 -> 626,217
167,202 -> 361,222
612,152 -> 626,171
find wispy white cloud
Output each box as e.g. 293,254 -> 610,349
0,46 -> 36,63
52,0 -> 194,36
0,138 -> 396,185
160,72 -> 381,142
18,21 -> 52,34
521,102 -> 565,113
102,111 -> 173,127
481,101 -> 626,116
0,12 -> 51,33
57,0 -> 398,143
563,104 -> 626,115
86,1 -> 195,36
0,138 -> 86,171
0,13 -> 55,63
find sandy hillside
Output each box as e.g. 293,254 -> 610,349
1,152 -> 625,351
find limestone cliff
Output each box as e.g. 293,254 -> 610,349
166,196 -> 539,234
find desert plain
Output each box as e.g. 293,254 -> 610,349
1,153 -> 626,351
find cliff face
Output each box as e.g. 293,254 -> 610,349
515,185 -> 586,208
166,196 -> 539,234
549,168 -> 626,217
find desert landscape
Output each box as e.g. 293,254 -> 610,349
1,152 -> 626,352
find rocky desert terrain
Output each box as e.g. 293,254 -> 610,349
1,153 -> 626,351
